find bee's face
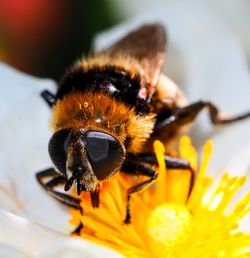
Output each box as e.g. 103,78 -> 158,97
48,129 -> 125,194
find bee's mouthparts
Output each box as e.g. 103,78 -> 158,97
64,177 -> 74,191
76,179 -> 85,195
64,176 -> 85,195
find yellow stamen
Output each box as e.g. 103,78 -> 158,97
154,139 -> 192,204
69,136 -> 250,257
165,170 -> 191,203
179,135 -> 198,171
153,140 -> 167,203
69,209 -> 81,226
187,139 -> 213,211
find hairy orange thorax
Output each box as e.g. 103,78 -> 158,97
51,92 -> 156,153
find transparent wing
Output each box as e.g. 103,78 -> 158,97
103,23 -> 167,100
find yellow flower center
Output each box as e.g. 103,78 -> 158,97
147,203 -> 192,248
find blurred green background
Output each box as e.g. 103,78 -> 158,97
0,0 -> 122,80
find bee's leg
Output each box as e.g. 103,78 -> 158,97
90,191 -> 100,208
36,168 -> 83,234
36,168 -> 80,209
137,153 -> 192,171
40,90 -> 56,107
136,153 -> 195,195
154,101 -> 250,133
122,161 -> 158,224
72,222 -> 84,235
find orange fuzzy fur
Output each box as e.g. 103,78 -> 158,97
74,54 -> 141,80
51,92 -> 156,153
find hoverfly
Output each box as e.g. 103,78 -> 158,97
37,24 -> 250,225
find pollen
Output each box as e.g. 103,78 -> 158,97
147,203 -> 192,248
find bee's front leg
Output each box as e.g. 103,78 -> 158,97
36,168 -> 83,234
40,90 -> 56,107
36,168 -> 80,209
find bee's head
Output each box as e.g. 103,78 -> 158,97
48,129 -> 125,194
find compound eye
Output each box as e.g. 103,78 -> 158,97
48,129 -> 70,175
85,131 -> 125,180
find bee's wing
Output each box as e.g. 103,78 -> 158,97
103,24 -> 167,101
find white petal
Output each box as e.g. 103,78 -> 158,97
208,121 -> 250,176
0,244 -> 29,258
0,210 -> 123,258
0,63 -> 72,232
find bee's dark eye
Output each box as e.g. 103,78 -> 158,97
48,129 -> 70,175
85,131 -> 125,180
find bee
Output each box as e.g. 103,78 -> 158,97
37,24 -> 250,225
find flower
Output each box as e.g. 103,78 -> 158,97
1,2 -> 250,256
70,136 -> 250,257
